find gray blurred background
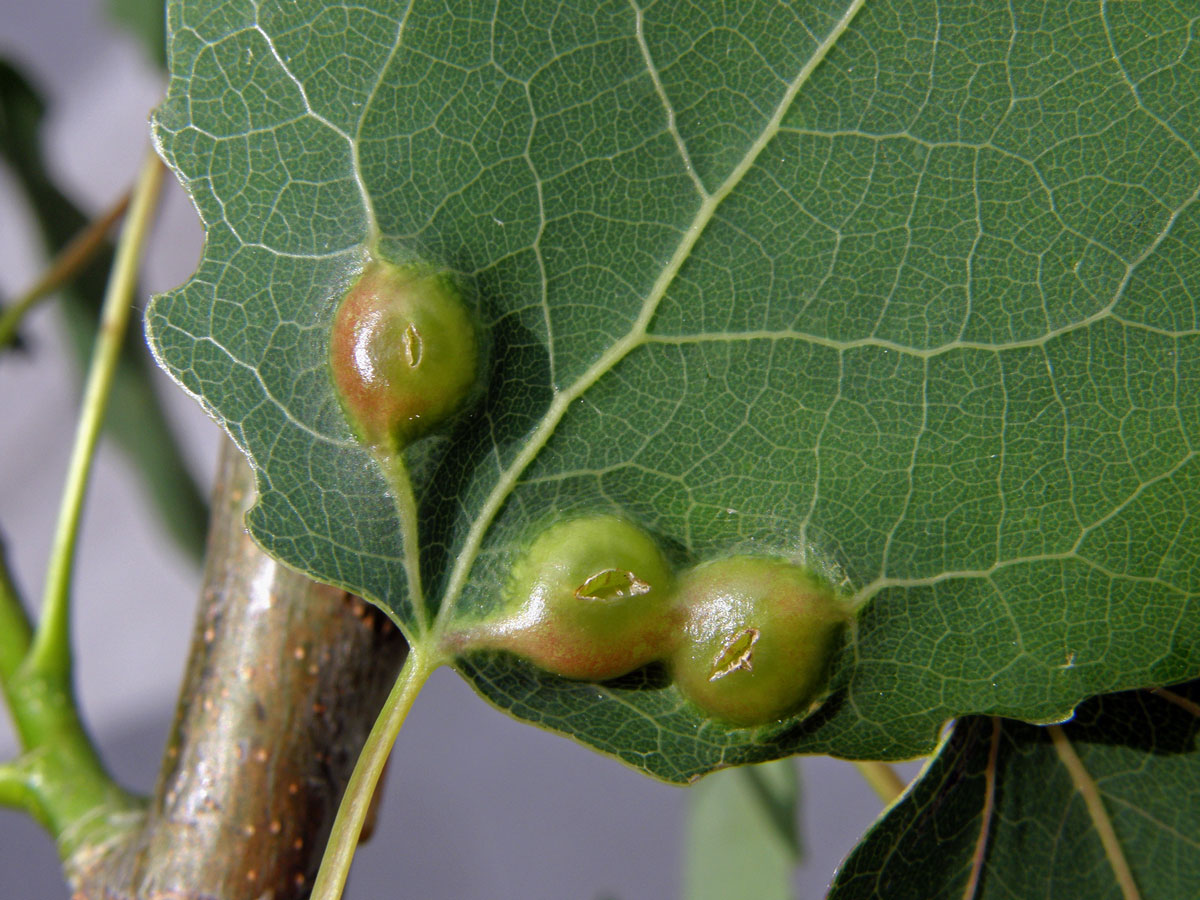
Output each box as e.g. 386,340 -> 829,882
0,2 -> 914,896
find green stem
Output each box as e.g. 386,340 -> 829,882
0,190 -> 130,350
0,538 -> 33,686
310,647 -> 437,900
0,152 -> 161,862
26,154 -> 163,681
0,761 -> 35,813
852,760 -> 906,805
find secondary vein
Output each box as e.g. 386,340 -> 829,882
1049,724 -> 1142,900
432,0 -> 870,631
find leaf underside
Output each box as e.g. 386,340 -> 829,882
830,680 -> 1200,900
148,0 -> 1200,779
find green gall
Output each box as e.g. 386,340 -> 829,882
670,556 -> 849,726
329,260 -> 479,452
460,515 -> 677,681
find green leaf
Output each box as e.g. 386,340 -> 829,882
685,759 -> 801,900
829,681 -> 1200,899
148,0 -> 1200,778
0,58 -> 209,563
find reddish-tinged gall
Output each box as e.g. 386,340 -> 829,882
329,261 -> 478,452
462,515 -> 677,681
670,556 -> 848,726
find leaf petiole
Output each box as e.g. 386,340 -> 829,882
310,645 -> 439,900
25,154 -> 162,682
852,760 -> 907,805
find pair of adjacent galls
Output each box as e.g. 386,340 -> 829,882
328,259 -> 849,727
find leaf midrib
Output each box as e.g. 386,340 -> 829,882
426,0 -> 870,640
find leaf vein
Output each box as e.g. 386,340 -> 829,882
431,0 -> 871,631
1049,724 -> 1142,900
629,0 -> 709,199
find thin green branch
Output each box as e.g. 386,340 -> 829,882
0,537 -> 33,686
0,761 -> 35,814
0,154 -> 157,858
26,155 -> 163,681
0,190 -> 131,350
310,647 -> 437,900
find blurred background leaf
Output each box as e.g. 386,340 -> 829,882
686,758 -> 802,900
0,57 -> 207,562
106,0 -> 167,68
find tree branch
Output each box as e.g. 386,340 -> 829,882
68,439 -> 408,898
